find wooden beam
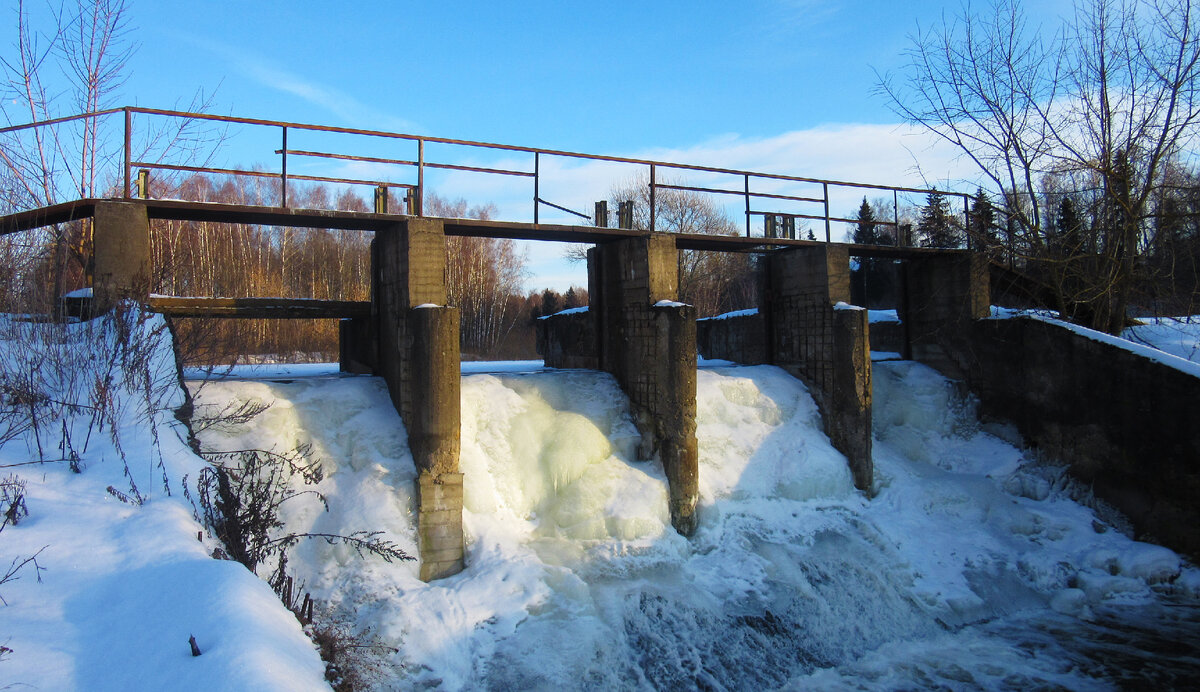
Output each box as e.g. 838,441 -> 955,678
0,200 -> 95,235
148,296 -> 370,319
1,197 -> 977,259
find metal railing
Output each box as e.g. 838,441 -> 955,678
1,106 -> 976,246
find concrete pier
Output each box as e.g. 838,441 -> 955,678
92,201 -> 151,313
373,218 -> 464,581
765,245 -> 873,493
588,235 -> 700,536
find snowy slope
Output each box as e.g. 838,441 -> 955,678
0,314 -> 328,691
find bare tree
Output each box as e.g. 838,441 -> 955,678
426,193 -> 529,357
880,0 -> 1200,333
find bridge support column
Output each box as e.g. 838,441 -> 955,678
590,235 -> 699,536
91,201 -> 151,313
766,245 -> 873,493
901,254 -> 990,378
373,218 -> 464,581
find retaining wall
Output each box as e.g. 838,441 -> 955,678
965,317 -> 1200,558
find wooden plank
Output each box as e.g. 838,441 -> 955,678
0,197 -> 976,260
0,200 -> 95,235
148,296 -> 370,319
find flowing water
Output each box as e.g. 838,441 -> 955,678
189,360 -> 1200,690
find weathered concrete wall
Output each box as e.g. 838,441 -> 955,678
92,201 -> 151,313
868,319 -> 904,355
695,310 -> 768,364
765,246 -> 873,492
338,317 -> 377,374
830,306 -> 872,490
902,254 -> 1200,558
901,253 -> 990,377
372,218 -> 464,581
535,309 -> 599,369
963,317 -> 1200,560
589,236 -> 700,535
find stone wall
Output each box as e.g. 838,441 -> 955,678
901,253 -> 990,377
765,246 -> 873,493
92,201 -> 151,313
901,254 -> 1200,559
964,317 -> 1200,559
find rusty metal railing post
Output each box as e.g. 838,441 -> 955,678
417,138 -> 425,216
534,152 -> 539,224
649,163 -> 656,232
281,126 -> 288,208
123,108 -> 132,199
823,181 -> 831,242
744,173 -> 751,237
893,189 -> 901,247
963,194 -> 971,250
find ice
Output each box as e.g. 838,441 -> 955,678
115,347 -> 1200,689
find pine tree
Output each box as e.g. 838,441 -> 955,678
541,288 -> 561,317
1055,196 -> 1082,257
969,189 -> 997,250
917,188 -> 959,248
853,197 -> 879,245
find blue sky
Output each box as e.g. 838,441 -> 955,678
18,0 -> 1074,290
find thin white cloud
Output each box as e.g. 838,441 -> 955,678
186,35 -> 419,133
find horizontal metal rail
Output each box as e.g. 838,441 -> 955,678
3,106 -> 978,245
277,148 -> 535,178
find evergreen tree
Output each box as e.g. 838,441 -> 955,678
563,286 -> 580,309
969,189 -> 998,250
1055,196 -> 1083,258
917,188 -> 959,248
853,197 -> 879,245
541,288 -> 561,316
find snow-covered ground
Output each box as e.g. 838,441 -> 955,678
0,313 -> 329,691
1123,315 -> 1200,364
187,359 -> 1200,689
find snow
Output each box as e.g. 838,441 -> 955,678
833,301 -> 864,311
653,299 -> 688,308
461,360 -> 548,374
1122,316 -> 1200,364
537,306 -> 588,320
6,308 -> 1199,689
697,308 -> 758,322
185,357 -> 1199,689
0,312 -> 328,691
868,308 -> 899,323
